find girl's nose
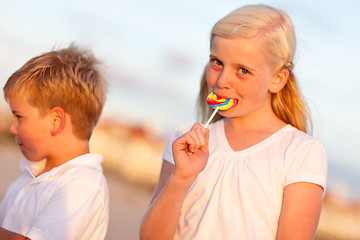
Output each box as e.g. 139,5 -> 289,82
216,69 -> 232,89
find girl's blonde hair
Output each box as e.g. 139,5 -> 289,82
3,43 -> 107,139
197,4 -> 311,133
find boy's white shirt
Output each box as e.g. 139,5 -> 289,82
0,153 -> 109,240
162,119 -> 327,240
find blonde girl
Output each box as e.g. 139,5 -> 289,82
140,4 -> 327,240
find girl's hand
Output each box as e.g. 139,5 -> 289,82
171,123 -> 210,183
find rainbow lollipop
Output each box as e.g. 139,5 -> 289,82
204,92 -> 239,128
206,92 -> 238,110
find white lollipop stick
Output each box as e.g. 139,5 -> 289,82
204,106 -> 219,128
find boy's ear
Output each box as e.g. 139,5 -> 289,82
50,107 -> 66,136
269,68 -> 290,93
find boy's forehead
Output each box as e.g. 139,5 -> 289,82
8,96 -> 51,118
9,96 -> 34,112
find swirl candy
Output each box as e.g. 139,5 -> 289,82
204,92 -> 239,128
206,92 -> 238,110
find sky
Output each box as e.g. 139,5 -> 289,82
1,0 -> 359,196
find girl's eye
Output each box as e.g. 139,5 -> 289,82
214,59 -> 222,66
239,68 -> 249,74
209,57 -> 223,67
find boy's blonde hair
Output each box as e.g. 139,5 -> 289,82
198,4 -> 311,133
3,43 -> 107,139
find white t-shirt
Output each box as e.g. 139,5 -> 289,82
162,120 -> 327,240
0,153 -> 109,240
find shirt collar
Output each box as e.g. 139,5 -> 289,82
20,153 -> 104,180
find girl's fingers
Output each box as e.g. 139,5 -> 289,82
194,128 -> 206,147
191,122 -> 206,133
186,126 -> 207,153
185,132 -> 197,153
173,122 -> 209,154
191,123 -> 208,148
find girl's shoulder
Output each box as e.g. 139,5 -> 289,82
278,125 -> 326,157
280,125 -> 319,145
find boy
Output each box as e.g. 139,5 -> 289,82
0,44 -> 109,240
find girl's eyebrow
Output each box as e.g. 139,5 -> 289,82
209,54 -> 256,72
237,63 -> 256,73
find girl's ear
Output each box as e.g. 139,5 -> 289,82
269,68 -> 290,93
50,107 -> 66,136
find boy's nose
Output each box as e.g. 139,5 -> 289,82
9,122 -> 17,136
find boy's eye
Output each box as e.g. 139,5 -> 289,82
239,68 -> 249,74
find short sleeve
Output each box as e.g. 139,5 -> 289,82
285,139 -> 328,190
162,126 -> 191,165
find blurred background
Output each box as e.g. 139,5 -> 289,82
1,0 -> 359,239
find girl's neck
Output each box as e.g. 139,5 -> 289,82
224,106 -> 286,131
224,115 -> 286,133
223,112 -> 287,152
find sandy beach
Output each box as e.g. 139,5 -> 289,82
0,139 -> 153,240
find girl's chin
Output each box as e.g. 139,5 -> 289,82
218,110 -> 236,118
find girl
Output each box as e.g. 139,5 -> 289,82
140,4 -> 327,240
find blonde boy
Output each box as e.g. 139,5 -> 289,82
0,44 -> 109,240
